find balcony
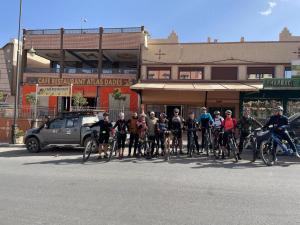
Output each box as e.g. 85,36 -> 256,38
25,67 -> 137,74
24,27 -> 144,50
26,27 -> 143,35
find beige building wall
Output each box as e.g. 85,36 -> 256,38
143,28 -> 300,81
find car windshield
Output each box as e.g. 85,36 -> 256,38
82,116 -> 99,125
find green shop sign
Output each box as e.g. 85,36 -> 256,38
263,78 -> 300,90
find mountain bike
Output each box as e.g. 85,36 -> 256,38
260,126 -> 300,166
82,130 -> 99,163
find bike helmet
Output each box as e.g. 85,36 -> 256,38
225,110 -> 232,115
274,106 -> 283,112
214,110 -> 220,115
160,112 -> 166,118
201,107 -> 207,111
174,108 -> 180,113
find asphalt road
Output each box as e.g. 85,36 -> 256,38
0,147 -> 299,225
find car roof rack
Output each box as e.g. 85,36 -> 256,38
58,110 -> 97,118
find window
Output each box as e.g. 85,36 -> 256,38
178,67 -> 204,80
49,119 -> 65,129
82,116 -> 99,125
147,67 -> 171,80
247,67 -> 274,80
65,118 -> 79,128
211,67 -> 238,80
284,67 -> 292,79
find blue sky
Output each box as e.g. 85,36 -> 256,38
1,0 -> 300,47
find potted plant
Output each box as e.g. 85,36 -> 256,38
15,128 -> 25,144
72,93 -> 88,110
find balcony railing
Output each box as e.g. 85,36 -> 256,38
26,27 -> 143,35
25,68 -> 137,75
64,68 -> 98,74
25,68 -> 60,73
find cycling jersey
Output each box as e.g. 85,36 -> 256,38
213,116 -> 224,129
197,113 -> 213,128
156,119 -> 169,134
170,116 -> 184,131
113,119 -> 128,134
264,115 -> 289,133
222,117 -> 237,131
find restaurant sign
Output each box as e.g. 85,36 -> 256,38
37,86 -> 71,96
263,78 -> 300,90
26,77 -> 133,86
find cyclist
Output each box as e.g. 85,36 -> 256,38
147,111 -> 159,158
212,111 -> 224,158
237,108 -> 262,159
221,110 -> 237,159
113,112 -> 128,159
156,112 -> 169,156
169,108 -> 184,154
127,112 -> 139,157
89,112 -> 112,159
137,113 -> 148,157
185,111 -> 200,156
197,107 -> 213,153
263,106 -> 300,159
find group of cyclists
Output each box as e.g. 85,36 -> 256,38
89,105 -> 300,161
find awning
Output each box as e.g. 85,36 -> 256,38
131,82 -> 263,92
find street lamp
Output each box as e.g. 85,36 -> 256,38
11,0 -> 23,144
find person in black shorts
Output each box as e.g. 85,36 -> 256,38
169,108 -> 184,154
113,112 -> 128,159
90,112 -> 112,159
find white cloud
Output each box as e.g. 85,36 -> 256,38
260,1 -> 278,16
269,1 -> 277,8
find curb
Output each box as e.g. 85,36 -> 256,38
0,143 -> 25,148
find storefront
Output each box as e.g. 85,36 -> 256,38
240,78 -> 300,122
22,77 -> 139,116
132,82 -> 262,119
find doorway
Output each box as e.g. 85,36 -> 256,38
166,105 -> 182,119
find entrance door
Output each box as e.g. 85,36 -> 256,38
166,105 -> 182,119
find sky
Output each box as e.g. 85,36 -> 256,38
1,0 -> 300,47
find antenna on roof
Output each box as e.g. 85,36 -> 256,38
80,17 -> 88,30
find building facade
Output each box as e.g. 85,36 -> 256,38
131,27 -> 300,119
21,27 -> 145,117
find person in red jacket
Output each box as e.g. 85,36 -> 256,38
221,109 -> 237,159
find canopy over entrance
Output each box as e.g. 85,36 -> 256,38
131,82 -> 262,92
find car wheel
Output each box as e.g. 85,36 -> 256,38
26,137 -> 41,153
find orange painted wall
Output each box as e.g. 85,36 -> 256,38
100,87 -> 138,111
21,85 -> 138,112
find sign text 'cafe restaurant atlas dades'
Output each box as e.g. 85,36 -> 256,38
21,26 -> 145,114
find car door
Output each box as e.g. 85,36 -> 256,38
63,117 -> 81,144
39,118 -> 66,144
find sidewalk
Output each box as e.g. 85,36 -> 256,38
0,143 -> 25,148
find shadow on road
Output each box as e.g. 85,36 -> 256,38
1,147 -> 299,168
0,147 -> 83,158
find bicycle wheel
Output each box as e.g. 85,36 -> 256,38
82,140 -> 95,163
107,139 -> 117,162
229,139 -> 238,162
205,135 -> 209,157
260,140 -> 275,166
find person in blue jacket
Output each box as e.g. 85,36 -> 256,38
197,107 -> 213,152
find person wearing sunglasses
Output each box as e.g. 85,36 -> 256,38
170,108 -> 184,154
221,110 -> 237,159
